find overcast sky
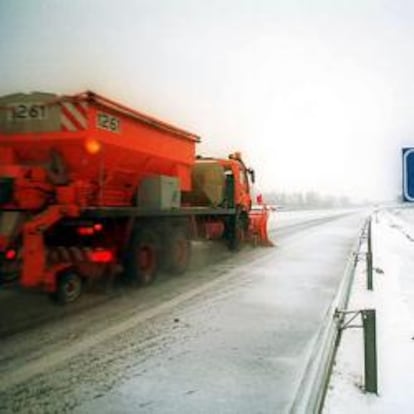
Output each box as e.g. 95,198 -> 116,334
1,0 -> 414,201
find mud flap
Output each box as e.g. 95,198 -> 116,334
0,211 -> 22,244
248,206 -> 273,246
0,212 -> 23,283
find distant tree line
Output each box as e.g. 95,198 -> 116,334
262,191 -> 352,209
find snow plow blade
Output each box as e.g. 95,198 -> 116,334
248,206 -> 273,247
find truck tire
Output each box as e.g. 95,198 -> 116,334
127,227 -> 160,285
164,229 -> 191,275
227,211 -> 248,251
55,270 -> 83,305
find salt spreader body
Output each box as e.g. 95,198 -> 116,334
0,91 -> 271,303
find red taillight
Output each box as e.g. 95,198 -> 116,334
5,249 -> 17,260
93,223 -> 103,232
77,227 -> 94,236
89,249 -> 113,263
77,223 -> 103,236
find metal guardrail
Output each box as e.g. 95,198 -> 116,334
289,218 -> 369,414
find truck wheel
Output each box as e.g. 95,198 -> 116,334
227,212 -> 247,251
128,228 -> 159,285
164,229 -> 191,275
56,271 -> 83,305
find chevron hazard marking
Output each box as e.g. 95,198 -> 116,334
60,101 -> 88,131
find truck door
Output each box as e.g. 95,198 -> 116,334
236,162 -> 252,211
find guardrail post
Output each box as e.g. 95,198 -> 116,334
362,309 -> 378,393
366,217 -> 373,290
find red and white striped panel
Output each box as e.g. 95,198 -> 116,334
60,101 -> 88,131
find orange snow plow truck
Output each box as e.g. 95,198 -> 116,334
0,91 -> 271,303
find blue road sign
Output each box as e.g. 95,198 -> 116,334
402,148 -> 414,201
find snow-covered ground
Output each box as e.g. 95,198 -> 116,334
324,208 -> 414,413
273,208 -> 359,229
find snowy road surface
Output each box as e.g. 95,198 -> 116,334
0,209 -> 365,413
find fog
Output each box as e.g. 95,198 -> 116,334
1,0 -> 414,202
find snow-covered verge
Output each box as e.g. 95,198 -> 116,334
323,209 -> 414,413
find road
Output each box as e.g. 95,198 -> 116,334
0,209 -> 366,413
